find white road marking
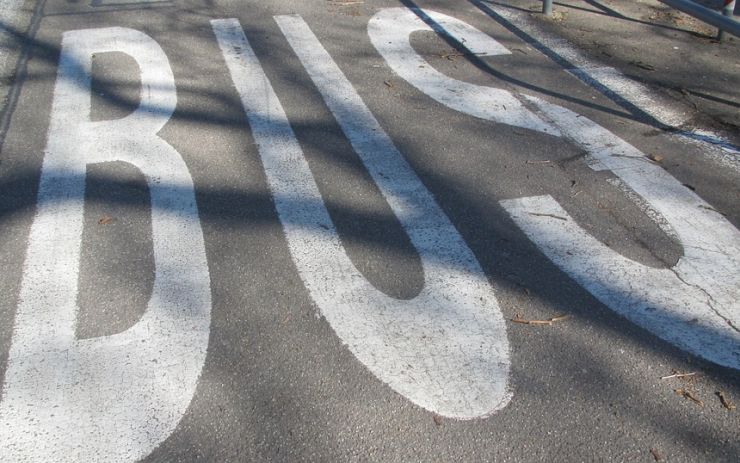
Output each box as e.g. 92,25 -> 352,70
368,7 -> 557,136
604,177 -> 678,242
213,17 -> 511,419
503,96 -> 740,369
471,0 -> 740,163
570,65 -> 686,126
0,28 -> 212,461
370,8 -> 739,369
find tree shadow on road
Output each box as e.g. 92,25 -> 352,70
0,2 -> 738,461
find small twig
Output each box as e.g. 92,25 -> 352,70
528,212 -> 568,221
511,314 -> 569,325
660,372 -> 697,380
526,159 -> 551,165
438,51 -> 486,60
717,391 -> 736,410
610,153 -> 649,161
511,319 -> 551,325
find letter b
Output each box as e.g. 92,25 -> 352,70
0,28 -> 212,461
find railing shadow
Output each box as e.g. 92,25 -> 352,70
0,1 -> 738,460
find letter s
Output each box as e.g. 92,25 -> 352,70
369,8 -> 739,369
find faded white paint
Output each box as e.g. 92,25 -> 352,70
503,96 -> 740,369
367,7 -> 557,135
473,0 -> 740,162
213,17 -> 510,419
0,28 -> 212,461
369,8 -> 739,369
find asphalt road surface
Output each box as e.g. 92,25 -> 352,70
0,0 -> 738,461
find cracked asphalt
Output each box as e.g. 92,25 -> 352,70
0,0 -> 738,461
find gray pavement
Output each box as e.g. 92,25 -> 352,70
0,0 -> 738,461
490,0 -> 740,145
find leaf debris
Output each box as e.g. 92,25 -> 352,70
436,51 -> 485,61
511,314 -> 569,325
717,391 -> 735,410
650,448 -> 663,461
674,388 -> 703,406
98,215 -> 113,225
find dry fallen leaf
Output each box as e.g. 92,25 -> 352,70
650,154 -> 664,162
675,388 -> 703,406
432,414 -> 443,426
717,391 -> 736,411
650,447 -> 663,461
98,216 -> 113,225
